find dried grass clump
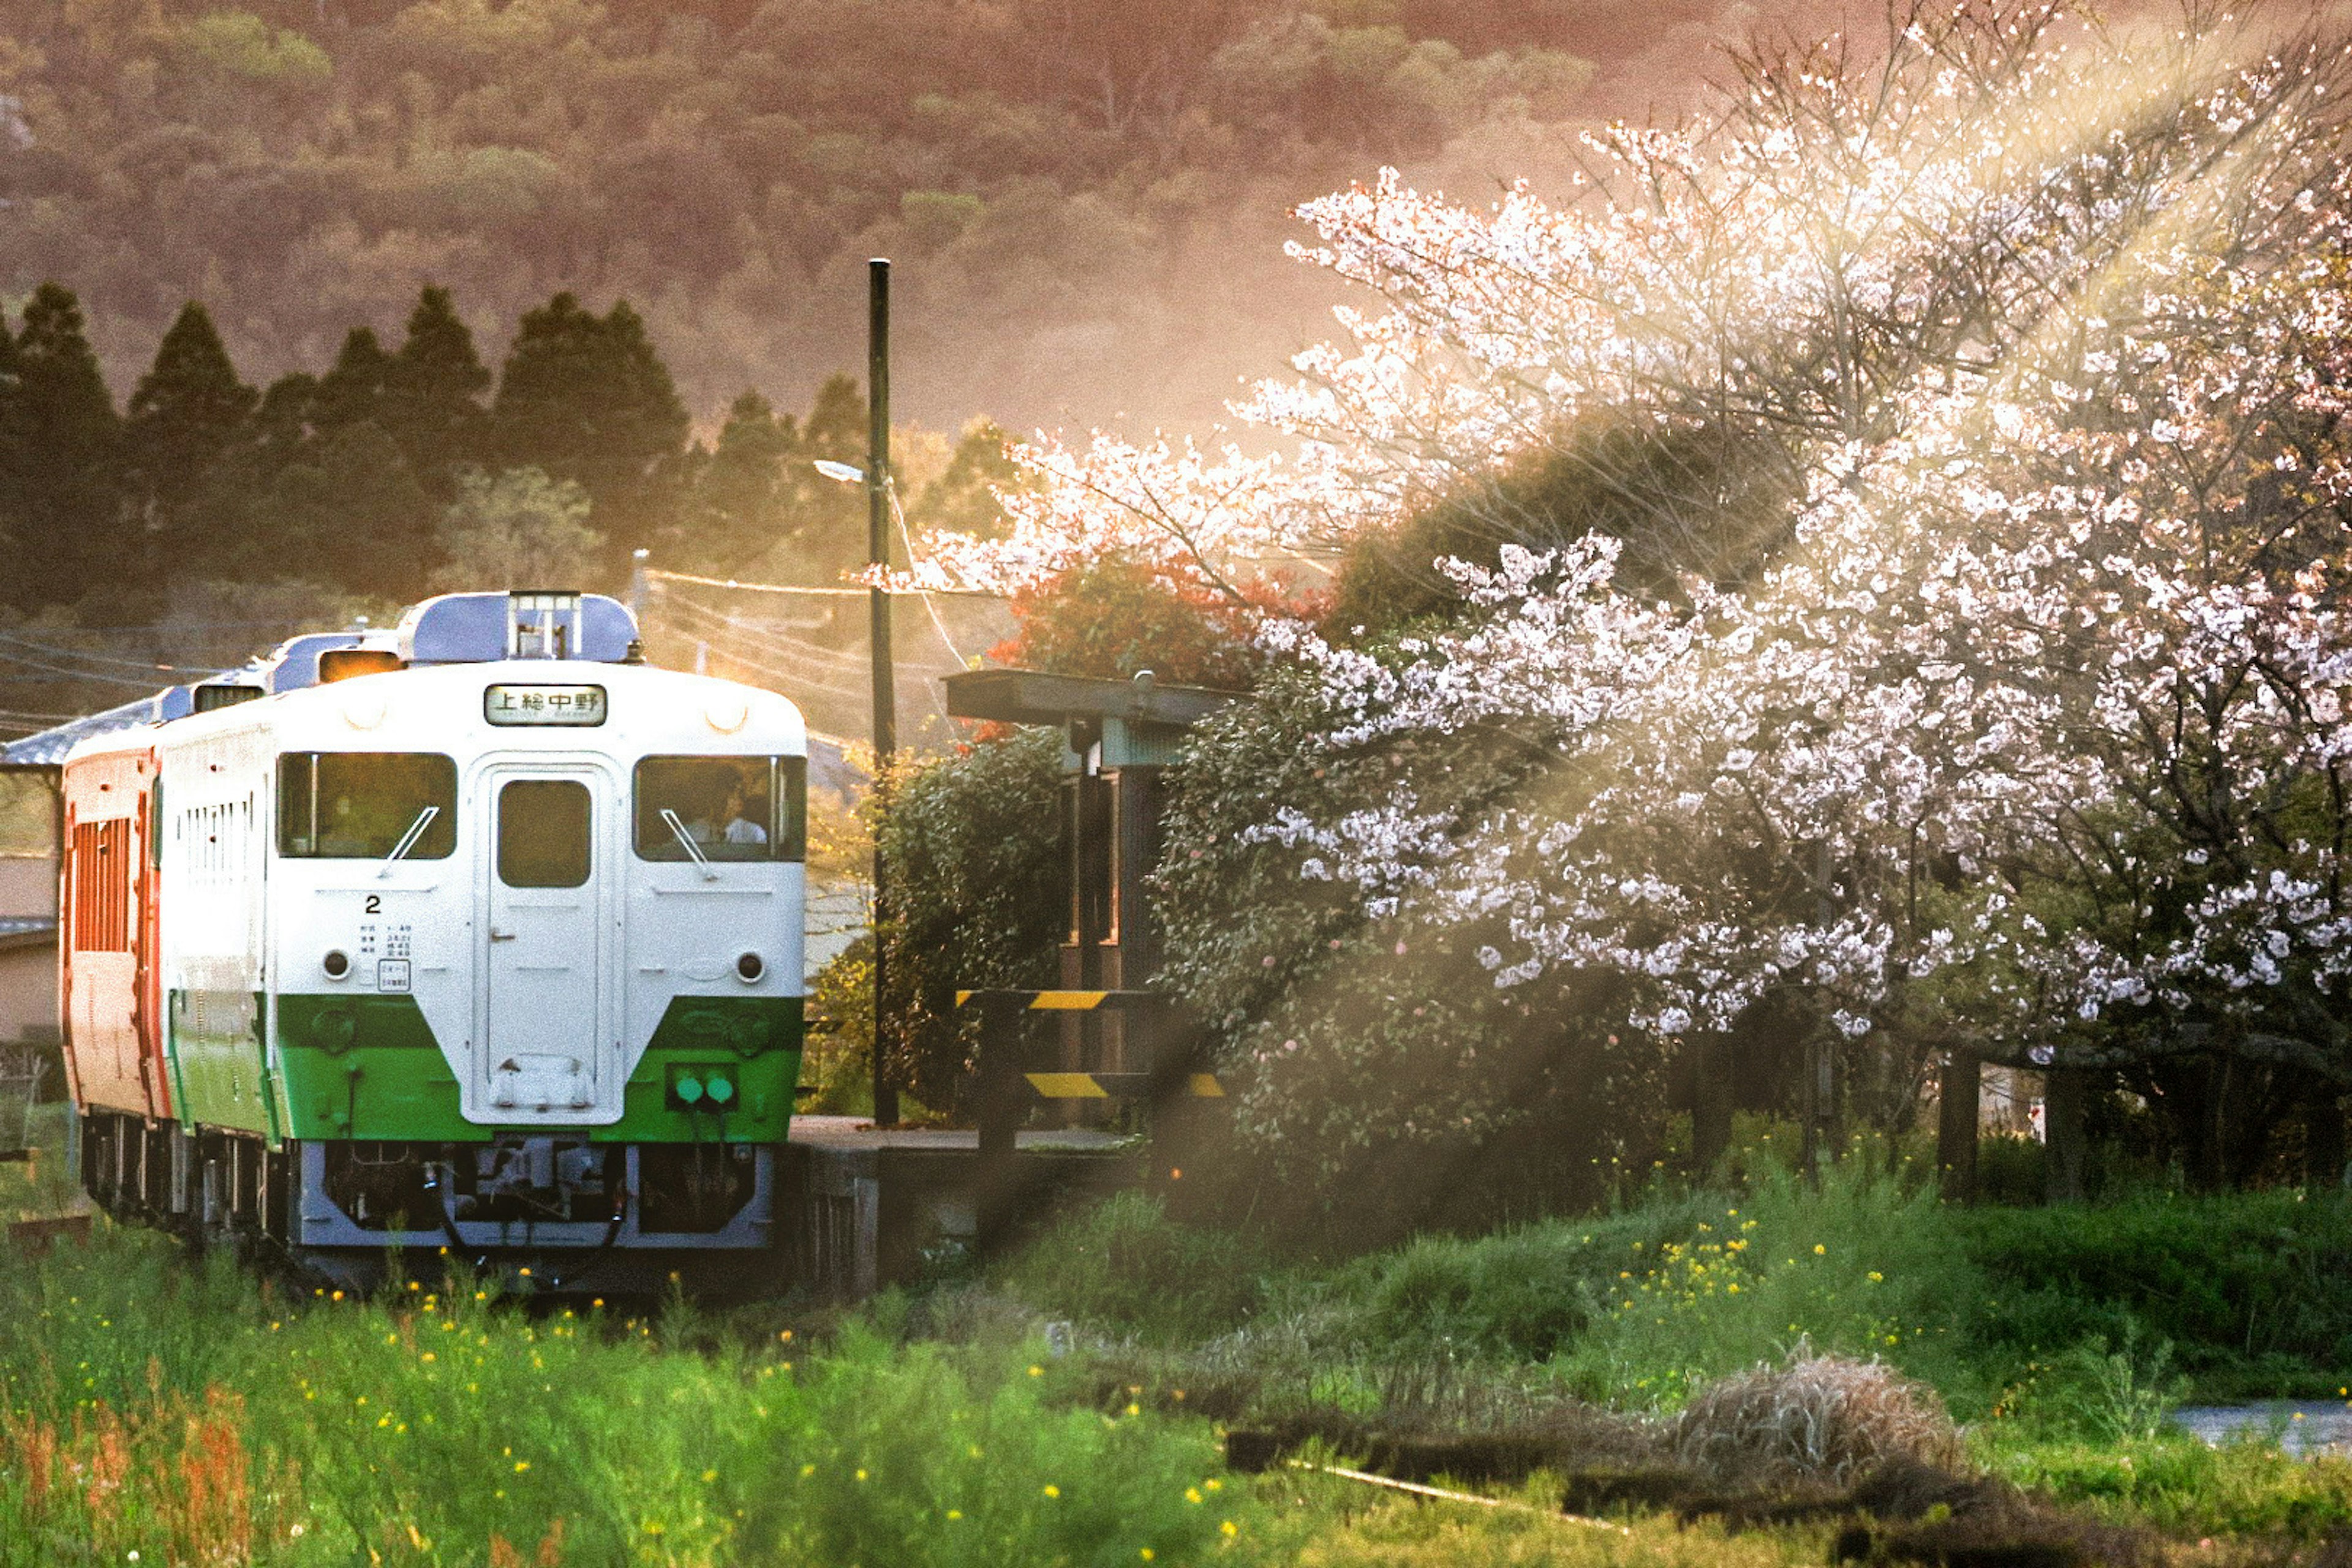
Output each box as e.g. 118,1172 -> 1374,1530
1672,1354 -> 1963,1491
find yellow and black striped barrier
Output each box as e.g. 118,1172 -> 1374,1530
954,989 -> 1224,1099
1024,1072 -> 1226,1099
954,989 -> 1153,1011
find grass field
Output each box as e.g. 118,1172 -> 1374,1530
4,1133 -> 2350,1565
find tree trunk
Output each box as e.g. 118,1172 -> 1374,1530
2307,1090 -> 2348,1191
2044,1066 -> 2087,1203
1937,1046 -> 1980,1204
1692,1032 -> 1733,1178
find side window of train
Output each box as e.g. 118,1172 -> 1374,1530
631,756 -> 806,864
276,753 -> 459,859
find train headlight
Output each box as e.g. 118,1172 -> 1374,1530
341,690 -> 388,729
736,951 -> 764,982
674,1076 -> 705,1104
704,696 -> 750,733
704,1075 -> 736,1106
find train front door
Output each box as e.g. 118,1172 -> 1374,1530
478,764 -> 616,1119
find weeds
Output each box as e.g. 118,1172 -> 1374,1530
0,1224 -> 1268,1566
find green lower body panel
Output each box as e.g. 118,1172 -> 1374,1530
170,989 -> 279,1142
273,993 -> 803,1142
278,994 -> 475,1141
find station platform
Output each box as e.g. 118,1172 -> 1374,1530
780,1115 -> 1138,1298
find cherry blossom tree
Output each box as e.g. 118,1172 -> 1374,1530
941,0 -> 2352,1188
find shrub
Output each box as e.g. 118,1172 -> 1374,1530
876,729 -> 1065,1115
1155,660 -> 1677,1243
1670,1354 -> 1963,1490
996,1193 -> 1275,1345
1956,1191 -> 2352,1398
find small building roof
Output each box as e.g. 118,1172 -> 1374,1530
941,668 -> 1239,729
0,915 -> 56,952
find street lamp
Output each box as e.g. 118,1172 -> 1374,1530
812,259 -> 900,1127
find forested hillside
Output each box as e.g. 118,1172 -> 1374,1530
0,0 -> 1784,435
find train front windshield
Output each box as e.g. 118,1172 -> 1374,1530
277,753 -> 459,859
634,756 -> 806,862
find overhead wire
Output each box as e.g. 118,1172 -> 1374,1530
0,649 -> 208,690
646,567 -> 1003,599
652,589 -> 954,725
658,593 -> 873,674
0,628 -> 227,676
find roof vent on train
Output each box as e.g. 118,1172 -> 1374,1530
394,591 -> 638,666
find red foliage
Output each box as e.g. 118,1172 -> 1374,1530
988,557 -> 1322,690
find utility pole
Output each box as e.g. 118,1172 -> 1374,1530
867,258 -> 900,1128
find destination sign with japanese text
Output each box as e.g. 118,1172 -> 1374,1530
483,684 -> 608,726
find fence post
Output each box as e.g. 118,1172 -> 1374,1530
973,995 -> 1027,1256
1936,1045 -> 1980,1204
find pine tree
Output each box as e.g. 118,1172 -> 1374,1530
247,421 -> 436,597
490,292 -> 690,562
126,301 -> 257,575
314,326 -> 390,432
909,417 -> 1022,538
680,389 -> 796,571
0,284 -> 125,608
773,372 -> 869,585
383,284 -> 489,489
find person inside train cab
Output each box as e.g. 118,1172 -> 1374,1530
721,776 -> 768,848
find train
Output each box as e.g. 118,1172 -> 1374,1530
59,590 -> 808,1295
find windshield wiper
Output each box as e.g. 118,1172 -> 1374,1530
379,805 -> 440,878
660,808 -> 720,881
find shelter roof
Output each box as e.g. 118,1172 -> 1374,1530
941,668 -> 1238,729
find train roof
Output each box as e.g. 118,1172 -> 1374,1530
24,590 -> 827,774
67,657 -> 807,767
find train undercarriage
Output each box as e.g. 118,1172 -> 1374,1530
77,1106 -> 782,1298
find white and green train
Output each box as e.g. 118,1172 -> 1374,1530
60,591 -> 807,1294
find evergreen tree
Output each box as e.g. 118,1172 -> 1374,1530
247,420 -> 436,597
432,466 -> 603,592
491,292 -> 689,560
775,372 -> 869,585
909,417 -> 1022,538
250,371 -> 322,459
126,301 -> 257,575
314,326 -> 390,432
0,284 -> 125,608
383,284 -> 489,489
679,389 -> 796,571
800,372 -> 867,466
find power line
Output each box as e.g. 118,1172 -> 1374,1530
647,567 -> 1003,599
658,595 -> 873,674
0,629 -> 225,676
0,649 -> 197,690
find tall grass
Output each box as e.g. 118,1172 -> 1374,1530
1551,1158 -> 1986,1409
0,1225 -> 1267,1566
995,1142 -> 2352,1432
